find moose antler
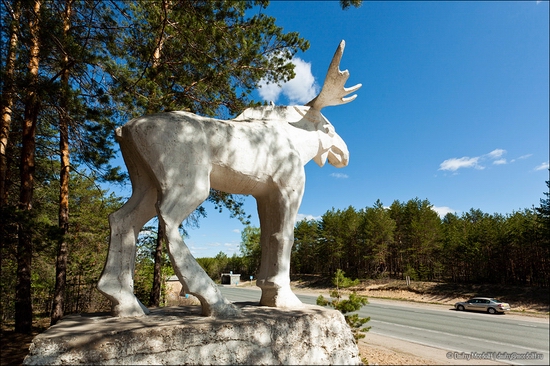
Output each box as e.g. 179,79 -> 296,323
306,40 -> 362,111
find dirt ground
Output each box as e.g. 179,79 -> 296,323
2,280 -> 548,365
1,318 -> 50,366
357,332 -> 506,365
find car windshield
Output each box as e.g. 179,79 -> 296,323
490,299 -> 502,303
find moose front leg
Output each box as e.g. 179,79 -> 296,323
255,183 -> 304,308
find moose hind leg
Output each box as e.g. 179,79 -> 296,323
157,184 -> 240,318
97,185 -> 157,317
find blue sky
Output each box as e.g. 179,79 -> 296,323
112,1 -> 549,258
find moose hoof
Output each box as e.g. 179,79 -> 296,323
259,287 -> 303,309
113,299 -> 150,318
109,295 -> 150,317
97,275 -> 150,317
204,301 -> 242,318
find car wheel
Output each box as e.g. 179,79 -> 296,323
488,308 -> 497,314
457,305 -> 464,311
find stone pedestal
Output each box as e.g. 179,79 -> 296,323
24,304 -> 362,365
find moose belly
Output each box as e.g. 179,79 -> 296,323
209,164 -> 272,195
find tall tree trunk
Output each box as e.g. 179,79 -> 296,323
0,1 -> 20,299
0,0 -> 21,206
149,223 -> 164,307
15,0 -> 42,334
51,0 -> 72,326
147,32 -> 165,304
148,0 -> 168,307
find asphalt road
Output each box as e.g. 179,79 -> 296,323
218,286 -> 549,365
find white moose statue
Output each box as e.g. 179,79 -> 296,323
98,40 -> 361,318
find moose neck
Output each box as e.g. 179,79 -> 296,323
232,105 -> 331,167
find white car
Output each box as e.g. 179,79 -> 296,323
455,297 -> 511,314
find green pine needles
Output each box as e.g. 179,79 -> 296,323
317,269 -> 371,342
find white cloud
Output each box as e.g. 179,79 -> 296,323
232,229 -> 241,234
296,213 -> 321,223
189,242 -> 241,258
439,157 -> 480,171
188,242 -> 218,257
487,149 -> 506,159
257,80 -> 281,102
258,57 -> 319,105
330,173 -> 349,179
510,154 -> 532,163
282,58 -> 319,104
439,148 -> 509,172
432,206 -> 456,218
535,161 -> 549,171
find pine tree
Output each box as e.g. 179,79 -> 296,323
316,269 -> 370,342
239,226 -> 261,277
14,0 -> 42,334
536,179 -> 550,241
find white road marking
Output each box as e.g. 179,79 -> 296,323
370,320 -> 549,354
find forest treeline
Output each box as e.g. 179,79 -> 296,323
290,198 -> 549,286
208,195 -> 550,289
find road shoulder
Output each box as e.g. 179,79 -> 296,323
360,332 -> 506,365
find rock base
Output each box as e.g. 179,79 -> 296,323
24,304 -> 362,365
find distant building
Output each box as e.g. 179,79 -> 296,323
221,273 -> 241,286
